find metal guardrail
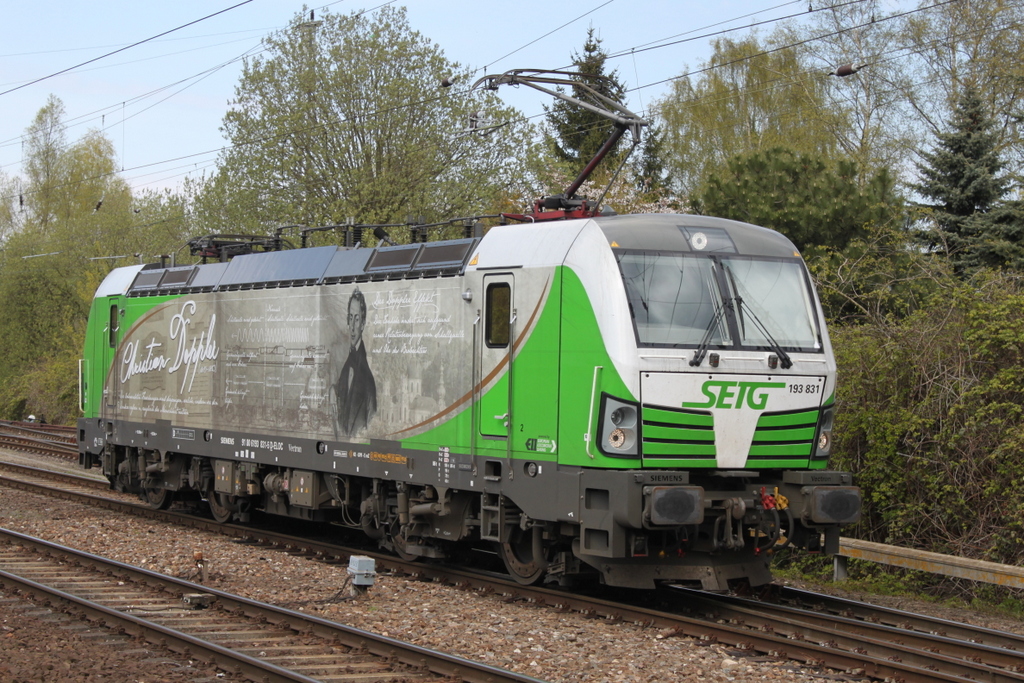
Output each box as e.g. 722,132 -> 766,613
835,537 -> 1024,588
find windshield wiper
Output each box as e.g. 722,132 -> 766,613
735,296 -> 792,369
689,299 -> 732,367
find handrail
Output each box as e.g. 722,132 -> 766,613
834,537 -> 1024,588
584,366 -> 603,459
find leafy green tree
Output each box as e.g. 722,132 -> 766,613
808,222 -> 949,324
21,96 -> 72,231
901,0 -> 1024,171
828,272 -> 1024,568
0,171 -> 18,243
692,147 -> 899,252
656,36 -> 846,196
0,98 -> 186,422
202,6 -> 533,236
915,85 -> 1012,270
786,0 -> 918,179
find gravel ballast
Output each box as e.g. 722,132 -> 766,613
1,450 -> 1017,682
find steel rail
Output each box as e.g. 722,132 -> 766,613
0,469 -> 974,681
0,461 -> 109,490
665,585 -> 1024,683
777,585 -> 1024,652
0,420 -> 76,444
0,527 -> 545,683
0,567 -> 323,683
0,433 -> 79,458
4,449 -> 1024,681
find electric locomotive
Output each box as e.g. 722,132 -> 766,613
76,210 -> 858,589
76,70 -> 860,590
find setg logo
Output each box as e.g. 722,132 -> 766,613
683,380 -> 786,410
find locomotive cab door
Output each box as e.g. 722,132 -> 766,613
478,274 -> 515,440
102,297 -> 123,411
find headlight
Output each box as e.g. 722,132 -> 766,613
813,405 -> 834,458
598,395 -> 639,457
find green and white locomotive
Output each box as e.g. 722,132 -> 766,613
77,210 -> 858,589
76,70 -> 859,589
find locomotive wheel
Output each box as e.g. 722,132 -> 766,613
144,486 -> 172,510
208,492 -> 235,523
496,528 -> 546,585
388,521 -> 420,563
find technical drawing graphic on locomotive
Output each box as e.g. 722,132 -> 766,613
76,70 -> 860,590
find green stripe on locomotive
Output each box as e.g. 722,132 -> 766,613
395,264 -> 639,469
80,292 -> 182,419
397,260 -> 826,471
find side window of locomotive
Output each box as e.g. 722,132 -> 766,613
485,283 -> 511,347
108,304 -> 119,348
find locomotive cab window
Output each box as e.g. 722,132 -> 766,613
485,283 -> 511,347
617,250 -> 730,347
108,304 -> 119,348
721,257 -> 822,351
616,249 -> 823,353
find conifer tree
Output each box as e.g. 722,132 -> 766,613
633,123 -> 671,197
915,85 -> 1011,269
694,147 -> 898,252
958,199 -> 1024,271
545,28 -> 628,166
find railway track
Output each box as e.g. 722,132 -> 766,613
0,420 -> 78,459
0,420 -> 76,444
4,439 -> 1024,681
661,585 -> 1024,683
0,527 -> 541,683
776,584 -> 1024,652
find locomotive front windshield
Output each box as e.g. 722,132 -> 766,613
616,250 -> 822,352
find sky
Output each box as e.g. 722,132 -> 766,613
0,0 -> 848,195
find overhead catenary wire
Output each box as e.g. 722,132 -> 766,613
0,0 -> 803,167
482,0 -> 618,69
630,0 -> 960,93
605,0 -> 864,62
505,0 -> 988,147
0,0 -> 363,148
0,0 -> 257,98
0,42 -> 269,171
0,1 -> 844,182
0,1 -> 395,181
0,0 -> 998,205
0,32 -> 267,91
0,25 -> 277,59
456,0 -> 979,146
